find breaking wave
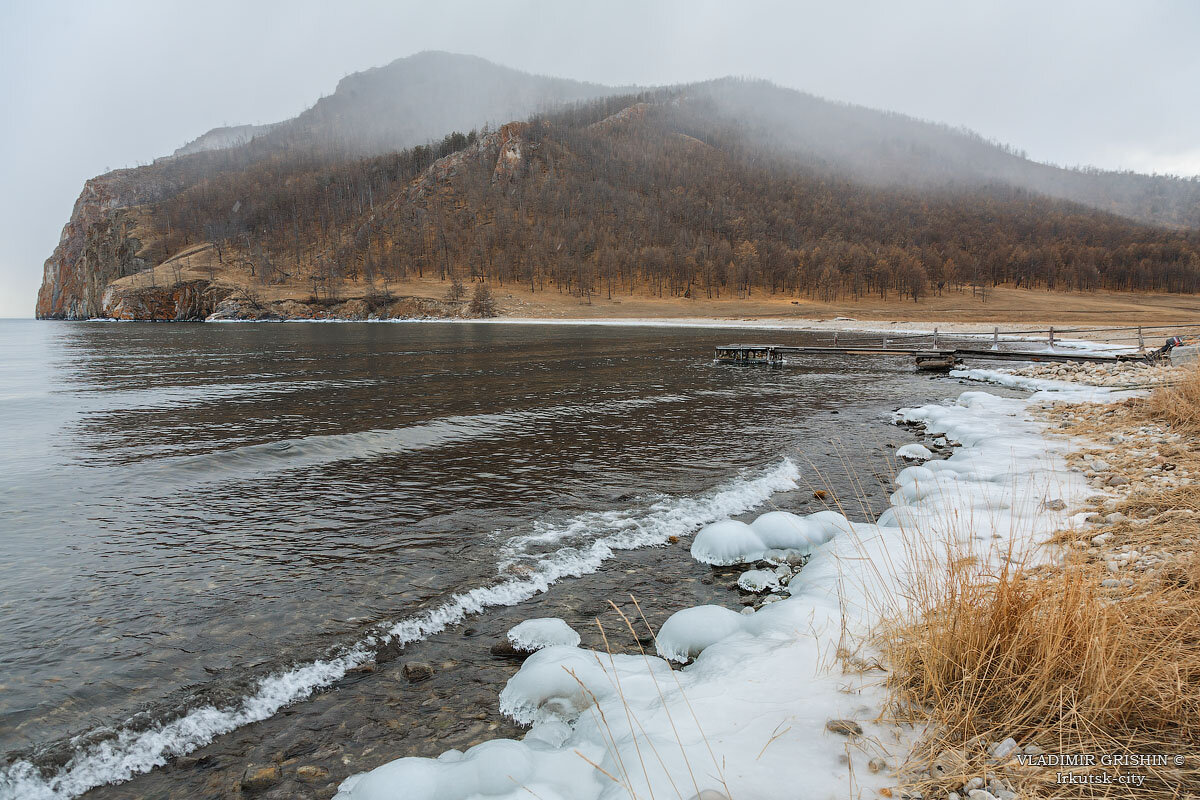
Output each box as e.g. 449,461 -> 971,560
0,457 -> 799,800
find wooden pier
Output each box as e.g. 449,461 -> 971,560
714,324 -> 1199,370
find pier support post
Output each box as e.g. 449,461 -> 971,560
1048,327 -> 1055,348
992,327 -> 999,350
1138,327 -> 1145,351
933,327 -> 940,349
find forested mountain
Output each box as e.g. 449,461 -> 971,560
34,53 -> 1200,320
149,96 -> 1200,305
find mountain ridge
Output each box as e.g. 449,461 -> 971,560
35,52 -> 1200,320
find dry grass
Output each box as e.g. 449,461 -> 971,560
885,366 -> 1200,798
1146,364 -> 1200,432
887,560 -> 1200,797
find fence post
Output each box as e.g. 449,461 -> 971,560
993,327 -> 999,350
934,327 -> 940,349
833,331 -> 839,347
1137,326 -> 1145,351
1048,326 -> 1055,348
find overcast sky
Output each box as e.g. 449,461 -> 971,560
2,0 -> 1198,318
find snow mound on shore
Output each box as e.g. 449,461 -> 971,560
690,510 -> 845,565
896,443 -> 932,461
655,605 -> 747,662
333,738 -> 585,800
496,645 -> 676,726
334,384 -> 1100,800
507,618 -> 580,653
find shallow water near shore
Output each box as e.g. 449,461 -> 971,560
0,319 -> 964,798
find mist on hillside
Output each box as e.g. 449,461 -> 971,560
170,53 -> 1200,230
686,78 -> 1200,228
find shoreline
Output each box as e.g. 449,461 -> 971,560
5,347 -> 937,800
43,315 -> 1143,357
33,275 -> 1200,333
5,336 -> 1190,800
49,312 -> 1160,335
330,369 -> 1148,799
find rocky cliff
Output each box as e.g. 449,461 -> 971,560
102,280 -> 233,321
35,119 -> 533,321
34,170 -> 178,319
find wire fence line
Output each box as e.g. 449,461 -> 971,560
802,323 -> 1200,353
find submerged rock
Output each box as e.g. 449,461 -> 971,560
241,763 -> 281,791
402,662 -> 434,682
489,640 -> 526,659
295,764 -> 329,783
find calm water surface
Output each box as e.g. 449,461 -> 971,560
0,319 -> 958,797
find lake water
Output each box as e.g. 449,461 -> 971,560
0,319 -> 958,798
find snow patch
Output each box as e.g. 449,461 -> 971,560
507,618 -> 580,652
736,568 -> 781,593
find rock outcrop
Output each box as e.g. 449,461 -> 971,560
205,293 -> 468,321
34,170 -> 177,319
402,121 -> 532,204
103,280 -> 233,321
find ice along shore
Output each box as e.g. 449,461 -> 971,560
332,364 -> 1163,800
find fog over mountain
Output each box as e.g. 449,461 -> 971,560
5,1 -> 1199,318
159,52 -> 1200,230
32,51 -> 1200,321
688,80 -> 1200,229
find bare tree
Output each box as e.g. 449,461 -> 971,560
446,276 -> 467,302
468,282 -> 497,317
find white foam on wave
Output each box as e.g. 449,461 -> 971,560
0,648 -> 370,800
497,458 -> 800,569
0,458 -> 798,800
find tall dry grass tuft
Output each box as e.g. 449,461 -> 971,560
887,559 -> 1200,796
1145,361 -> 1200,431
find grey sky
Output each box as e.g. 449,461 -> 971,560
2,0 -> 1198,318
